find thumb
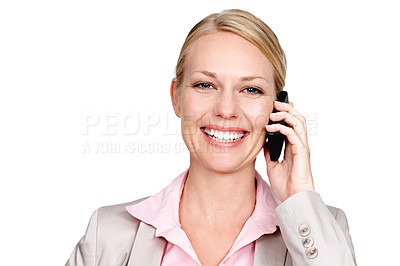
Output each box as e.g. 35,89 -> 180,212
263,145 -> 279,174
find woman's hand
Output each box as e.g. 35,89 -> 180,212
264,101 -> 314,202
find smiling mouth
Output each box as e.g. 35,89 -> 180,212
202,127 -> 247,143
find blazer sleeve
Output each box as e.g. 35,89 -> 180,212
65,210 -> 98,266
275,190 -> 356,266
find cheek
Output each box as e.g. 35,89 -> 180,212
247,101 -> 274,133
181,94 -> 204,115
180,93 -> 208,131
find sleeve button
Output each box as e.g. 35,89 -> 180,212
302,236 -> 314,248
298,224 -> 311,236
306,246 -> 318,259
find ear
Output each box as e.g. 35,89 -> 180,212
170,78 -> 181,118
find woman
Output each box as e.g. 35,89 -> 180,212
66,9 -> 356,266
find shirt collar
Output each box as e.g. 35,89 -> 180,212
125,169 -> 281,237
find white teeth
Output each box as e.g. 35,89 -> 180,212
204,128 -> 245,143
224,132 -> 229,140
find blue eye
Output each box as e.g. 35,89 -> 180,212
194,82 -> 213,89
244,87 -> 263,94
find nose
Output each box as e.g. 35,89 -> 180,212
214,89 -> 238,119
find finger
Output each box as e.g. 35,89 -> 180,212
265,123 -> 309,155
272,101 -> 308,143
283,135 -> 294,162
269,111 -> 308,144
273,101 -> 307,125
263,145 -> 279,172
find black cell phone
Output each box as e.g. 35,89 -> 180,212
266,91 -> 289,161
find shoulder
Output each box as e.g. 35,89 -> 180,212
95,197 -> 148,231
94,198 -> 148,256
66,198 -> 150,266
96,197 -> 148,225
326,205 -> 351,232
326,204 -> 355,259
326,205 -> 343,217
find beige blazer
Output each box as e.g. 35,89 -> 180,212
66,191 -> 356,266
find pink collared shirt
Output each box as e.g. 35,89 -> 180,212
126,170 -> 281,265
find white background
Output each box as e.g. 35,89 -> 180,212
1,0 -> 399,265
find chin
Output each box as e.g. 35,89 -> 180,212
202,155 -> 251,174
185,134 -> 263,174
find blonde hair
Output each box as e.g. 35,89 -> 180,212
175,9 -> 287,97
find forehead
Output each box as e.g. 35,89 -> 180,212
185,31 -> 274,79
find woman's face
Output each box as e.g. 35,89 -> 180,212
172,31 -> 276,173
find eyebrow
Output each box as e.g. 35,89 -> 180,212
194,70 -> 270,84
239,75 -> 270,83
194,70 -> 217,79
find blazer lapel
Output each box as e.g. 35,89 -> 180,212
127,221 -> 167,266
254,228 -> 288,266
127,222 -> 287,266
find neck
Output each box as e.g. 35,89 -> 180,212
179,160 -> 257,224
